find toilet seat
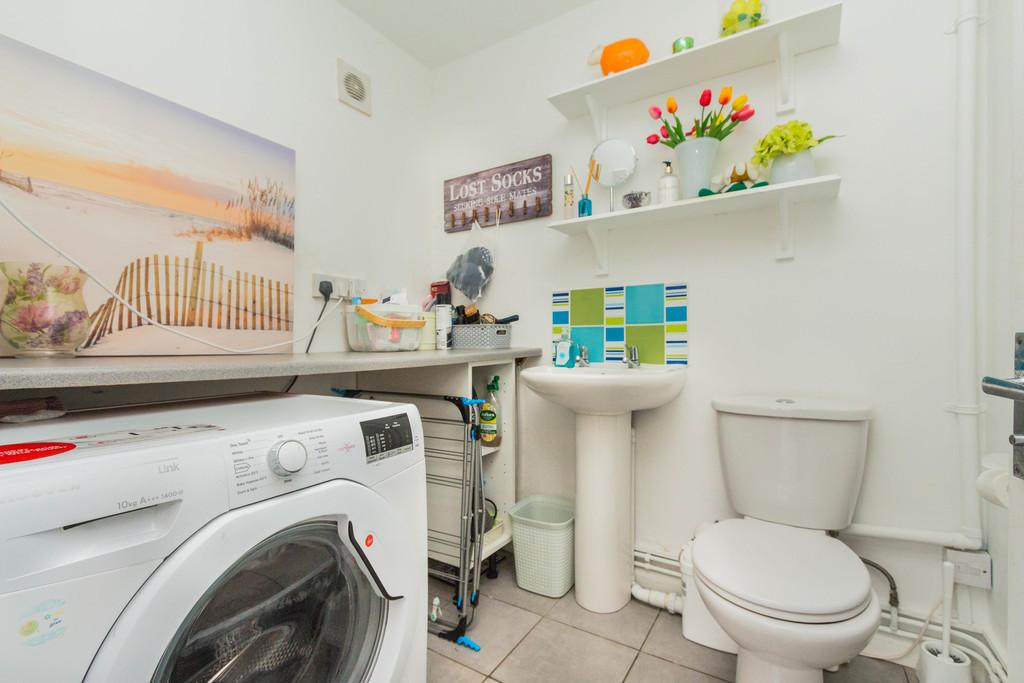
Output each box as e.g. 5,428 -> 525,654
693,518 -> 872,625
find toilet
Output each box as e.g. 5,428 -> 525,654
692,395 -> 881,683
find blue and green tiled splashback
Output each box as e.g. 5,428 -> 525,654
551,283 -> 688,365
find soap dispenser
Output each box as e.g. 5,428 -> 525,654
658,161 -> 680,203
554,332 -> 578,368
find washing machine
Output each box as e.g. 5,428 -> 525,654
0,394 -> 427,682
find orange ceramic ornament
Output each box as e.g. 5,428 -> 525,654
587,38 -> 650,76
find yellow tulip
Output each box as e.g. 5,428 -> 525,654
716,113 -> 726,125
666,96 -> 678,114
719,86 -> 733,105
732,94 -> 748,111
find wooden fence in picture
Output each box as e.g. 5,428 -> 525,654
84,241 -> 292,348
0,169 -> 34,193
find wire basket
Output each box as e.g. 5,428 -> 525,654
452,324 -> 512,349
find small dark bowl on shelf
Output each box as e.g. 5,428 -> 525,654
622,191 -> 651,209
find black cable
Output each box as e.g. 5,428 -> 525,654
283,281 -> 333,393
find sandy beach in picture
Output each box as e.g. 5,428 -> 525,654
0,33 -> 295,356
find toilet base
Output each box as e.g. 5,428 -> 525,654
737,649 -> 823,683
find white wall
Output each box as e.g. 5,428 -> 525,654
428,0 -> 982,621
1,0 -> 435,352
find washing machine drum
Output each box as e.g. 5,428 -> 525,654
153,521 -> 385,682
693,518 -> 873,624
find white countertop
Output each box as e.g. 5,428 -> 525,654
0,347 -> 543,390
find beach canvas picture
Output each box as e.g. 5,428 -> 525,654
0,34 -> 295,356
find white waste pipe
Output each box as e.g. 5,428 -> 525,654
952,0 -> 985,548
631,582 -> 684,614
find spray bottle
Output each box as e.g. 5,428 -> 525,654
480,376 -> 501,447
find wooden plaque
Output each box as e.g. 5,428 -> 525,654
443,154 -> 552,232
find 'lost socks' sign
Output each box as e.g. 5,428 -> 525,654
443,154 -> 552,232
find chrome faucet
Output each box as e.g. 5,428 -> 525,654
578,345 -> 591,367
625,345 -> 640,369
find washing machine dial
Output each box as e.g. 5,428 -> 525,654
268,440 -> 307,477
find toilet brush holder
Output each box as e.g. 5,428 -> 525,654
917,640 -> 972,683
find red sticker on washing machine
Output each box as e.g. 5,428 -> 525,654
0,442 -> 76,464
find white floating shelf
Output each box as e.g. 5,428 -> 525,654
549,175 -> 841,273
548,2 -> 842,135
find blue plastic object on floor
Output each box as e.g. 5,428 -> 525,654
456,635 -> 481,652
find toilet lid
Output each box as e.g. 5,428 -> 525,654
692,519 -> 872,624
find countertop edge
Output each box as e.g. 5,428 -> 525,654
0,348 -> 545,390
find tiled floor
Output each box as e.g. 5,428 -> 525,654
427,561 -> 917,683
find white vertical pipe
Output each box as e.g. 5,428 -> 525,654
954,0 -> 984,547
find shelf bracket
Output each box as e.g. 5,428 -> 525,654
585,225 -> 611,276
776,31 -> 796,114
775,197 -> 795,261
584,93 -> 608,141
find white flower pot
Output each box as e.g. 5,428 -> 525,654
769,149 -> 816,185
676,137 -> 720,199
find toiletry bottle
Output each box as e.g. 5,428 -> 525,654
555,332 -> 578,368
480,376 -> 502,446
658,161 -> 680,203
563,173 -> 575,219
435,294 -> 453,349
578,194 -> 593,218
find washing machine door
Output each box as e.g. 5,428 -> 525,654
85,480 -> 420,682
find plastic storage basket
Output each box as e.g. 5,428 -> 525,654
508,496 -> 574,598
345,304 -> 425,352
452,324 -> 512,350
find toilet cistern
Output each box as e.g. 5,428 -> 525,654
520,364 -> 685,613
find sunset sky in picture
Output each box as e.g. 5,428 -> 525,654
0,35 -> 295,225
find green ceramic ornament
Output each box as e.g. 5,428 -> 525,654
672,36 -> 695,53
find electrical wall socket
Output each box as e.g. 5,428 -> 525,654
311,273 -> 352,300
945,549 -> 993,589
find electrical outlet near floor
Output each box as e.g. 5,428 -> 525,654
945,549 -> 993,589
311,273 -> 356,300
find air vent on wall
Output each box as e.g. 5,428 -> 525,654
337,58 -> 371,116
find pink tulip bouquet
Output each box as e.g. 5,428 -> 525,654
646,87 -> 755,149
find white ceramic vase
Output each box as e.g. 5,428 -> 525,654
769,149 -> 816,185
676,137 -> 720,199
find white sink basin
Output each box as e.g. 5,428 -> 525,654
520,363 -> 687,614
521,364 -> 686,415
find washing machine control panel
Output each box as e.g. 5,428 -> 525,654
223,407 -> 421,508
359,413 -> 414,463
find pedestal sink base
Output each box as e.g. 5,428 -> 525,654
519,364 -> 687,614
574,412 -> 633,613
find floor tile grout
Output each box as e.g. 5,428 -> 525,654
483,604 -> 547,681
640,650 -> 734,682
620,650 -> 641,683
540,615 -> 649,654
638,608 -> 662,649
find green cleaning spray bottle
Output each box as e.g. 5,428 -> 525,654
480,376 -> 501,447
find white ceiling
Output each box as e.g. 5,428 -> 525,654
337,0 -> 597,68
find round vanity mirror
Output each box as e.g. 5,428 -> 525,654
590,139 -> 637,211
590,139 -> 637,187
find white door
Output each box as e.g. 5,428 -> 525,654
1010,3 -> 1024,681
85,480 -> 419,682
